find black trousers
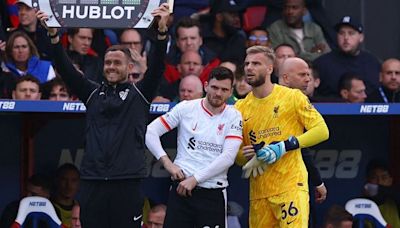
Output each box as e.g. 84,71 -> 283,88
79,179 -> 144,228
164,183 -> 226,228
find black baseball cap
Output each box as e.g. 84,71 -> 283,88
210,0 -> 244,14
335,16 -> 363,33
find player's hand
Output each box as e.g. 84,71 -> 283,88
256,142 -> 284,164
242,156 -> 267,178
36,10 -> 58,35
160,156 -> 185,181
256,136 -> 299,164
242,142 -> 267,178
165,163 -> 185,181
315,183 -> 327,203
151,3 -> 170,31
177,176 -> 197,197
242,145 -> 255,160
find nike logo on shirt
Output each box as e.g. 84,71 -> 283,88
192,123 -> 198,131
133,214 -> 142,221
286,219 -> 295,225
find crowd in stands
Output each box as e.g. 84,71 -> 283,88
0,0 -> 399,227
0,164 -> 80,228
0,164 -> 169,228
0,0 -> 398,104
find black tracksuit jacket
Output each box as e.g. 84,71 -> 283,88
53,37 -> 167,180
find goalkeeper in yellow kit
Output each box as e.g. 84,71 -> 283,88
235,46 -> 329,227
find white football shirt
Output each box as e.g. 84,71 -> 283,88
159,98 -> 243,188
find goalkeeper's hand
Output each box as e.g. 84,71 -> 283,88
242,142 -> 266,178
256,136 -> 299,164
242,156 -> 267,178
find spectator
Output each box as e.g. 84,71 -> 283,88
278,57 -> 311,94
145,204 -> 166,228
0,174 -> 51,228
37,4 -> 169,227
51,163 -> 80,228
246,26 -> 270,48
164,17 -> 220,84
128,62 -> 146,84
11,1 -> 53,60
323,205 -> 353,228
305,63 -> 321,99
12,75 -> 41,100
272,43 -> 296,83
71,204 -> 81,228
3,31 -> 56,83
229,65 -> 252,103
66,28 -> 103,83
314,16 -> 381,98
44,77 -> 72,101
120,29 -> 144,53
120,28 -> 148,83
155,50 -> 204,102
367,58 -> 400,103
200,0 -> 246,64
177,50 -> 204,77
364,160 -> 400,227
146,67 -> 242,228
338,73 -> 367,103
178,75 -> 204,101
267,0 -> 330,62
219,61 -> 237,74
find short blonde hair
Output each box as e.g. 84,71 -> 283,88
246,45 -> 275,63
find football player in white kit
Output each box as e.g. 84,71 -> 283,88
145,67 -> 243,228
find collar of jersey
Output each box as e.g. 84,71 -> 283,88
201,99 -> 226,117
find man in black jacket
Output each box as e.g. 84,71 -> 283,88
37,4 -> 170,228
278,57 -> 327,227
366,58 -> 400,103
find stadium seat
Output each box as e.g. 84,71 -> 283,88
242,6 -> 267,33
11,196 -> 64,228
345,198 -> 390,228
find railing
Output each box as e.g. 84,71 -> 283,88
1,100 -> 399,115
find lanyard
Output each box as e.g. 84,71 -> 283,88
378,87 -> 389,103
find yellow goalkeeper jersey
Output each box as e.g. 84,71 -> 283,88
235,84 -> 328,200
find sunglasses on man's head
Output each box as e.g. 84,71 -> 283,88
248,35 -> 269,42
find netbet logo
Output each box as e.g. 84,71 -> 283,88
359,105 -> 389,113
29,201 -> 46,207
355,203 -> 371,209
0,101 -> 15,110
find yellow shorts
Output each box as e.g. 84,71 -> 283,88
249,190 -> 309,228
